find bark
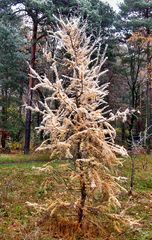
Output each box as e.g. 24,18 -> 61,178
24,21 -> 38,154
0,130 -> 10,149
36,89 -> 45,141
1,89 -> 6,128
129,155 -> 135,196
145,24 -> 151,154
146,42 -> 152,153
78,161 -> 87,228
121,122 -> 126,143
77,144 -> 87,227
1,134 -> 6,149
128,85 -> 137,148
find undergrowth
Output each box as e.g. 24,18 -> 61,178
0,154 -> 152,239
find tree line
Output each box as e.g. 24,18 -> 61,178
0,0 -> 151,153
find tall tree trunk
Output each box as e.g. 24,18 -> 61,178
146,43 -> 152,154
1,89 -> 7,129
145,9 -> 151,153
78,165 -> 87,227
128,85 -> 136,148
129,154 -> 135,196
76,142 -> 87,227
121,122 -> 126,143
36,89 -> 45,142
24,21 -> 38,154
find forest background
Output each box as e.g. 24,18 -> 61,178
0,0 -> 151,154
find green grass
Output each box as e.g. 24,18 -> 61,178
0,152 -> 50,164
120,154 -> 152,192
117,155 -> 152,240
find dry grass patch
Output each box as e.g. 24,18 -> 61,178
0,155 -> 152,239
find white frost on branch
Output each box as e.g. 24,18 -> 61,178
29,17 -> 127,157
28,17 -> 130,229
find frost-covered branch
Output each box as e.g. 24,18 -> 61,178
28,16 -> 131,237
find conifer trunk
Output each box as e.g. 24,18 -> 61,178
146,44 -> 152,153
24,21 -> 37,154
129,155 -> 135,195
145,8 -> 151,154
78,161 -> 87,227
77,144 -> 87,227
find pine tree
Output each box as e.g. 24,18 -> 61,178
0,0 -> 55,152
0,16 -> 26,139
116,32 -> 146,145
119,0 -> 152,151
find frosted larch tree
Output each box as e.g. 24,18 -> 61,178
27,17 -> 135,239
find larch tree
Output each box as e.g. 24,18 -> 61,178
26,17 -> 136,239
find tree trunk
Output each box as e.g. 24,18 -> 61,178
78,161 -> 87,228
121,122 -> 126,143
128,86 -> 136,148
76,143 -> 87,228
1,133 -> 6,149
145,8 -> 151,154
146,41 -> 152,154
129,155 -> 135,196
24,21 -> 38,154
1,89 -> 7,129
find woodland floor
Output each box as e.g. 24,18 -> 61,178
0,154 -> 152,240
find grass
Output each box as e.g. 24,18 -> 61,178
117,154 -> 152,240
0,154 -> 152,239
0,152 -> 50,164
120,154 -> 152,192
0,161 -> 57,240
